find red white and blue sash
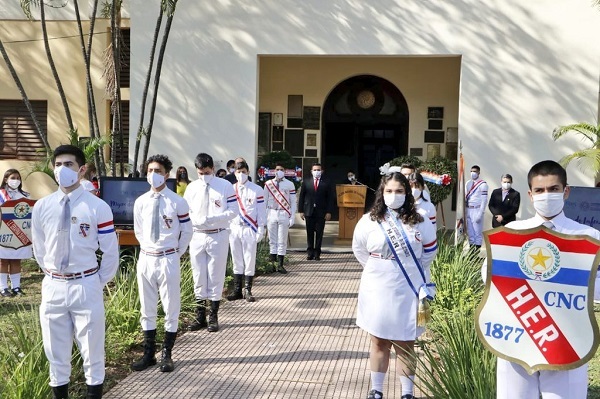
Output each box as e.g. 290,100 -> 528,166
466,180 -> 485,203
235,183 -> 258,232
379,209 -> 436,299
265,179 -> 291,217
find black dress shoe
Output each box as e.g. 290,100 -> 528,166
1,288 -> 14,297
367,389 -> 383,399
401,395 -> 416,399
306,255 -> 314,260
314,255 -> 321,261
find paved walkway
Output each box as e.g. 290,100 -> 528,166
105,248 -> 425,398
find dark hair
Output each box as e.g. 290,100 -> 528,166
408,172 -> 428,202
235,161 -> 249,172
369,172 -> 423,225
195,153 -> 214,169
216,169 -> 227,178
1,169 -> 28,196
471,165 -> 481,172
53,145 -> 85,167
83,162 -> 97,181
176,166 -> 190,184
275,162 -> 285,168
501,173 -> 513,182
400,163 -> 415,171
146,154 -> 173,174
527,160 -> 567,189
226,159 -> 235,168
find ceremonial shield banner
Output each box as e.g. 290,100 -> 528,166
476,226 -> 600,373
0,199 -> 36,249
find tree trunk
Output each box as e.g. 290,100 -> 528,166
40,1 -> 75,133
141,13 -> 175,165
133,7 -> 164,178
110,0 -> 124,176
0,39 -> 51,153
87,0 -> 105,175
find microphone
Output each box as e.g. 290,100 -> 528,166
352,179 -> 376,192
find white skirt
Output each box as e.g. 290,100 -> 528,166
0,245 -> 32,260
356,258 -> 423,340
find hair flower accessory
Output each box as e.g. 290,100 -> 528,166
379,162 -> 403,175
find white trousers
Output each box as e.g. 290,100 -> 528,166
267,209 -> 290,255
137,252 -> 181,332
39,274 -> 105,387
229,224 -> 258,276
189,230 -> 229,300
496,359 -> 588,399
466,208 -> 484,245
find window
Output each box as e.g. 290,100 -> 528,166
119,28 -> 130,89
0,100 -> 47,161
110,100 -> 129,163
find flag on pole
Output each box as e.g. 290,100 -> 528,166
455,140 -> 466,246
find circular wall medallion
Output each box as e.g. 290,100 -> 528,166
356,90 -> 376,109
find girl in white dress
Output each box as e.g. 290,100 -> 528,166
409,172 -> 437,229
0,169 -> 33,297
352,171 -> 438,399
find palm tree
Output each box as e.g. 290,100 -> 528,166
552,122 -> 600,176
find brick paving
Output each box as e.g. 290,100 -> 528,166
106,222 -> 426,398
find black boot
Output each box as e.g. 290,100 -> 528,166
188,299 -> 208,331
226,274 -> 244,301
160,331 -> 177,372
86,383 -> 103,399
277,255 -> 287,274
52,384 -> 69,399
244,276 -> 256,302
269,253 -> 277,262
131,329 -> 157,371
207,300 -> 220,332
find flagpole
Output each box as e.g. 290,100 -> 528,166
455,140 -> 467,247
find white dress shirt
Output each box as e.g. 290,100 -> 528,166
32,185 -> 119,285
183,176 -> 239,230
264,177 -> 297,217
231,181 -> 267,228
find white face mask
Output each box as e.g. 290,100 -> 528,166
54,165 -> 80,188
312,170 -> 322,179
7,179 -> 20,189
147,172 -> 165,189
348,175 -> 356,182
275,170 -> 285,179
198,173 -> 213,184
502,182 -> 511,190
411,188 -> 422,199
532,192 -> 564,218
235,172 -> 248,184
229,168 -> 235,174
384,193 -> 406,209
470,171 -> 479,180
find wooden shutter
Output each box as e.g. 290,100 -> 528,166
110,100 -> 129,163
0,100 -> 47,161
119,28 -> 130,89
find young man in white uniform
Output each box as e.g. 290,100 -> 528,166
465,165 -> 488,250
32,145 -> 119,399
131,155 -> 192,372
184,153 -> 239,332
495,160 -> 600,399
264,163 -> 296,274
226,161 -> 266,302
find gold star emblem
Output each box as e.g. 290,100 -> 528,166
529,248 -> 551,270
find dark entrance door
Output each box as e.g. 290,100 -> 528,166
322,75 -> 409,217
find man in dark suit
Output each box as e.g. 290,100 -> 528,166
488,173 -> 521,228
298,163 -> 335,260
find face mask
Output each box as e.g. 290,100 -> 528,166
312,170 -> 322,179
348,175 -> 355,182
147,172 -> 165,189
54,165 -> 80,188
502,182 -> 511,190
532,192 -> 564,218
229,168 -> 235,174
384,193 -> 406,209
471,172 -> 479,180
275,170 -> 285,179
198,174 -> 213,184
180,172 -> 187,179
235,172 -> 248,184
7,179 -> 20,189
411,188 -> 421,199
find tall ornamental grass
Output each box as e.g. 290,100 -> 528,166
415,235 -> 497,398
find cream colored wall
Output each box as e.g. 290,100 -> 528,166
0,17 -> 130,190
259,55 -> 460,157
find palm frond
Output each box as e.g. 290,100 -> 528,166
558,148 -> 600,173
20,0 -> 40,20
552,122 -> 600,144
161,0 -> 178,15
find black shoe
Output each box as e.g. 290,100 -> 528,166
207,301 -> 220,332
367,389 -> 383,399
277,265 -> 288,274
306,255 -> 314,260
401,395 -> 415,399
315,255 -> 321,261
159,331 -> 176,372
188,301 -> 208,331
86,383 -> 103,399
269,253 -> 277,262
226,274 -> 244,301
131,330 -> 157,371
11,287 -> 24,296
277,255 -> 288,274
52,384 -> 69,399
1,288 -> 14,297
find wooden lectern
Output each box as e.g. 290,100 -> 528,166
336,184 -> 367,239
116,229 -> 139,246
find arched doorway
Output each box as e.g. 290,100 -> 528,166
322,75 -> 409,213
